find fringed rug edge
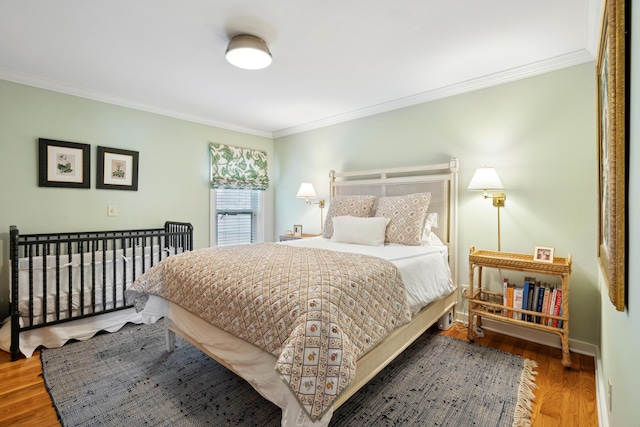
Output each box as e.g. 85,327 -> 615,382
512,358 -> 538,427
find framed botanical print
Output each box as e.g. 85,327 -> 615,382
96,146 -> 139,191
38,138 -> 90,188
596,0 -> 629,311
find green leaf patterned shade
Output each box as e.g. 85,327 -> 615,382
210,143 -> 269,190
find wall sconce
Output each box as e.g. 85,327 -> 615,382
467,166 -> 506,251
296,183 -> 325,233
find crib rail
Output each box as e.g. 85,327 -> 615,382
9,221 -> 193,361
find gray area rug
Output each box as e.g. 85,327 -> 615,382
41,322 -> 537,426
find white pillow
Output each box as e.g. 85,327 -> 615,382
330,216 -> 390,246
422,213 -> 438,244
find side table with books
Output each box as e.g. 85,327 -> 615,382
467,246 -> 572,367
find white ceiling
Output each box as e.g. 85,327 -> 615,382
0,0 -> 600,138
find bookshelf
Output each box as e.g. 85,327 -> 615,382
467,246 -> 572,367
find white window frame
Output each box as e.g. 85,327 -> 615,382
210,188 -> 265,247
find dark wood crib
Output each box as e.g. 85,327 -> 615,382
8,221 -> 193,361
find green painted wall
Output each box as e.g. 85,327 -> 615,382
0,79 -> 274,319
599,3 -> 640,425
274,63 -> 600,347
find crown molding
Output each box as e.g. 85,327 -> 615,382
0,68 -> 272,138
0,48 -> 595,141
272,49 -> 595,138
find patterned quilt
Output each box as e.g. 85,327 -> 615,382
127,242 -> 411,420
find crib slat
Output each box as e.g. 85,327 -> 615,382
102,239 -> 107,310
67,241 -> 73,318
55,242 -> 61,321
28,245 -> 34,328
42,243 -> 48,324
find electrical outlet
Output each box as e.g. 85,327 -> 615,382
608,378 -> 613,411
107,205 -> 117,217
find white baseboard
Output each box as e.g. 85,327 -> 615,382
456,313 -> 596,356
457,313 -> 606,426
595,346 -> 608,427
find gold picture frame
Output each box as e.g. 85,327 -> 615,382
596,0 -> 628,311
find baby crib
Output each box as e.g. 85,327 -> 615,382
5,221 -> 193,360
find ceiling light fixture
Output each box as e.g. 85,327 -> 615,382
225,34 -> 272,70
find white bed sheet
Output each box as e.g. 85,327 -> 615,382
280,237 -> 454,314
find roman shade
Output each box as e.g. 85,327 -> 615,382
210,143 -> 269,190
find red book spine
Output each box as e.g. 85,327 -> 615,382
551,289 -> 563,327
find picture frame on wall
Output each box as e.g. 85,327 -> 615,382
38,138 -> 90,189
96,146 -> 139,191
596,0 -> 629,311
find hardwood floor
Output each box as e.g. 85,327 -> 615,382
439,323 -> 599,427
0,324 -> 598,426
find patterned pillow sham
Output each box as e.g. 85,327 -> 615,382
375,193 -> 432,246
322,195 -> 376,239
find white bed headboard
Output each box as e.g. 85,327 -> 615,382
328,158 -> 459,287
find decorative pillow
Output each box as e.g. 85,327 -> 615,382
375,193 -> 432,246
330,216 -> 390,246
322,195 -> 376,239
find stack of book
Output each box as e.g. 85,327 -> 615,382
502,277 -> 563,327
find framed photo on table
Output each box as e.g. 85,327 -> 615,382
293,224 -> 303,237
596,0 -> 629,311
96,146 -> 139,191
534,246 -> 554,264
38,138 -> 90,189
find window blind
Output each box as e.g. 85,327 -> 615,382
214,188 -> 263,246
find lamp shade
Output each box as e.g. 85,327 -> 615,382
296,183 -> 317,198
467,167 -> 504,191
225,34 -> 272,70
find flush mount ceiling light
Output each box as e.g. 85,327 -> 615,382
225,34 -> 272,70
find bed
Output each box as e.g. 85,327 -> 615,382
127,159 -> 459,426
0,221 -> 193,361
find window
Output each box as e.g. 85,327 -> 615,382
211,188 -> 264,246
209,143 -> 269,247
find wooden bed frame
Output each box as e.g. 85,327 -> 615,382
161,159 -> 459,425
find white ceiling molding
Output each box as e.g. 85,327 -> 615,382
273,49 -> 595,139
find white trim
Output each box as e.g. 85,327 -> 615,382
0,67 -> 272,139
0,49 -> 594,140
273,50 -> 595,138
595,346 -> 608,427
456,313 -> 597,357
209,189 -> 216,247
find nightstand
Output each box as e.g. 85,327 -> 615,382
467,246 -> 572,367
279,233 -> 320,242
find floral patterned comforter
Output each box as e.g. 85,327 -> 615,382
126,242 -> 411,420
